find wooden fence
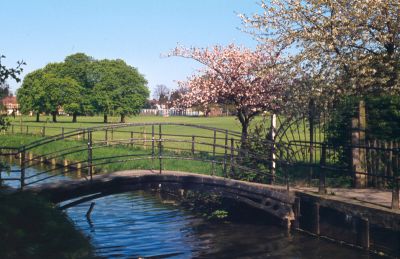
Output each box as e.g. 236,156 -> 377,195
365,139 -> 400,188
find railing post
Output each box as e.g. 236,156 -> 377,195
61,127 -> 65,139
111,128 -> 114,141
319,143 -> 327,195
223,130 -> 228,177
230,138 -> 235,177
191,135 -> 195,156
281,149 -> 289,190
159,124 -> 162,174
20,146 -> 26,190
130,131 -> 134,147
270,113 -> 277,183
152,125 -> 155,169
87,131 -> 93,182
42,126 -> 46,137
143,127 -> 146,149
105,129 -> 108,145
212,129 -> 216,176
26,125 -> 28,134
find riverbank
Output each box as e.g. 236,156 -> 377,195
0,190 -> 95,259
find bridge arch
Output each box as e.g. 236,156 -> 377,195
27,170 -> 295,225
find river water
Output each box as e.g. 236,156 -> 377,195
2,165 -> 382,258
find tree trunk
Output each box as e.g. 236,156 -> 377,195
51,112 -> 57,123
120,114 -> 126,123
103,114 -> 108,123
241,121 -> 249,149
72,113 -> 77,123
237,110 -> 249,150
36,113 -> 40,122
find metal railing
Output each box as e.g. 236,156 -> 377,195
3,123 -> 399,210
0,123 -> 290,191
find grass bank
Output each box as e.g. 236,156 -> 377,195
0,134 -> 226,177
0,191 -> 95,259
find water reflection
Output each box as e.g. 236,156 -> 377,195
63,191 -> 379,259
1,164 -> 83,189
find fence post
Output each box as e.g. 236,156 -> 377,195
211,130 -> 217,176
191,135 -> 195,156
105,129 -> 108,145
319,143 -> 327,194
270,113 -> 277,182
230,138 -> 235,177
130,131 -> 134,147
87,131 -> 93,182
159,124 -> 162,174
26,125 -> 29,134
11,125 -> 14,134
152,125 -> 155,169
62,127 -> 65,139
42,126 -> 46,137
351,100 -> 367,188
20,146 -> 26,190
281,149 -> 289,190
223,130 -> 228,177
143,127 -> 146,149
111,128 -> 114,141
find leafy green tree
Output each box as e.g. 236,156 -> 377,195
62,53 -> 96,121
44,61 -> 87,122
93,59 -> 149,123
327,95 -> 400,144
17,65 -> 82,122
18,53 -> 149,123
0,55 -> 25,83
17,69 -> 48,122
40,73 -> 82,122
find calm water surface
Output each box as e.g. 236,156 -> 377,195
2,164 -> 381,258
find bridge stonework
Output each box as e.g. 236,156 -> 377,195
27,170 -> 296,226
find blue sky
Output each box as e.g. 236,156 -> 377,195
1,0 -> 260,97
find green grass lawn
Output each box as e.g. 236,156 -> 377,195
6,115 -> 252,153
4,114 -> 324,163
10,115 -> 244,131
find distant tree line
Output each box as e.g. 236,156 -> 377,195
17,53 -> 149,123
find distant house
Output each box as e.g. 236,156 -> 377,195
1,96 -> 20,116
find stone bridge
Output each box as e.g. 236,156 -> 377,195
26,170 -> 296,227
